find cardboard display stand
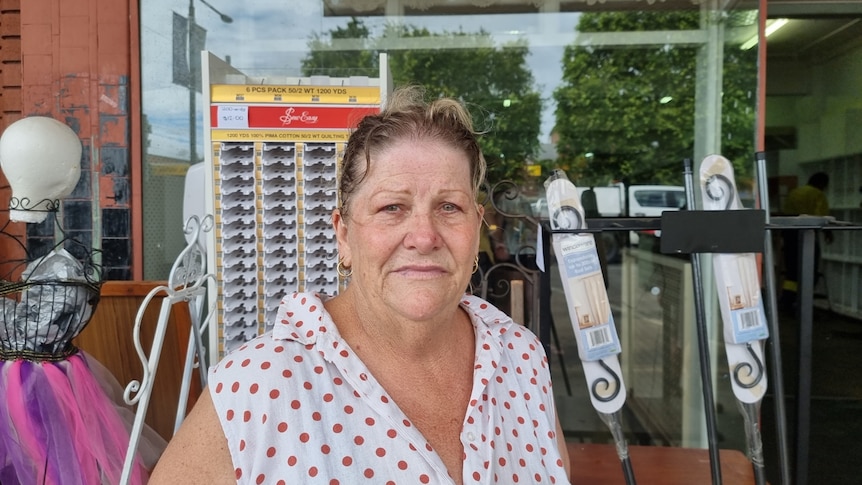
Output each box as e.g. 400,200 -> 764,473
201,52 -> 390,358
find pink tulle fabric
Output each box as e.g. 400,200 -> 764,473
0,352 -> 148,484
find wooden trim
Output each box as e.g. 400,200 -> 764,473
99,279 -> 169,297
129,0 -> 144,279
567,442 -> 756,484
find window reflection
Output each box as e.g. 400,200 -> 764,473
140,0 -> 758,457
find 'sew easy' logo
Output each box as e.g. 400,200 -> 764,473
280,107 -> 319,126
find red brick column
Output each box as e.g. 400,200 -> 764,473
3,0 -> 136,279
0,0 -> 24,278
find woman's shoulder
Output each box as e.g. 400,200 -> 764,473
210,293 -> 332,372
460,293 -> 541,344
270,291 -> 334,342
208,330 -> 280,376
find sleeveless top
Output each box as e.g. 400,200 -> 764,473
209,292 -> 570,484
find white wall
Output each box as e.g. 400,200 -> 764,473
766,42 -> 862,178
767,41 -> 862,320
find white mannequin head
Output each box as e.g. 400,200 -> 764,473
0,116 -> 82,223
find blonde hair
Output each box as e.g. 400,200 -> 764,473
338,86 -> 486,218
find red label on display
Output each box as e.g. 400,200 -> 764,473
210,105 -> 379,129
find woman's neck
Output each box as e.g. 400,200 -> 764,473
325,288 -> 472,364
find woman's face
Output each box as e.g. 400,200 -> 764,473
333,137 -> 483,322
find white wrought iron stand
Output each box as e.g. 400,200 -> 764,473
119,215 -> 216,484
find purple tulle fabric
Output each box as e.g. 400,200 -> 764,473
0,353 -> 148,484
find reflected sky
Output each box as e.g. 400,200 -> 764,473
141,0 -> 580,158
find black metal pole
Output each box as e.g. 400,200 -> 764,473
739,401 -> 767,485
755,151 -> 792,485
199,0 -> 234,23
549,315 -> 573,396
602,410 -> 637,485
682,159 -> 723,485
622,457 -> 636,485
795,228 -> 816,485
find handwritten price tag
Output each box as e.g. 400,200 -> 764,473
217,105 -> 249,129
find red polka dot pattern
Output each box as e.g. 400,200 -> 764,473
209,293 -> 569,484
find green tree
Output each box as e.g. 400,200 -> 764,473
303,19 -> 378,77
553,11 -> 757,186
301,19 -> 542,183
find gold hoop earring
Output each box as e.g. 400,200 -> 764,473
337,259 -> 353,278
472,255 -> 480,274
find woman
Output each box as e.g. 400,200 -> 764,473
150,86 -> 571,484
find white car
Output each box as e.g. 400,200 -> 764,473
531,184 -> 687,261
627,185 -> 686,245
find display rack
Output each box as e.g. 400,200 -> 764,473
201,52 -> 390,358
538,156 -> 861,485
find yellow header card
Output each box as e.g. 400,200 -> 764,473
211,85 -> 381,105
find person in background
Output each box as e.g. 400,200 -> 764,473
780,171 -> 832,312
149,85 -> 571,484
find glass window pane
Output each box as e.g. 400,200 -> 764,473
140,0 -> 759,463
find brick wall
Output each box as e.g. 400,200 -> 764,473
0,0 -> 23,277
0,0 -> 134,280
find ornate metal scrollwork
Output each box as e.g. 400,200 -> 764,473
591,358 -> 622,402
8,197 -> 61,212
733,342 -> 764,389
124,214 -> 216,406
472,180 -> 541,326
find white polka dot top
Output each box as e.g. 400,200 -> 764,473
209,292 -> 570,484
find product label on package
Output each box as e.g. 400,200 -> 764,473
558,234 -> 621,361
716,253 -> 769,343
729,299 -> 769,343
